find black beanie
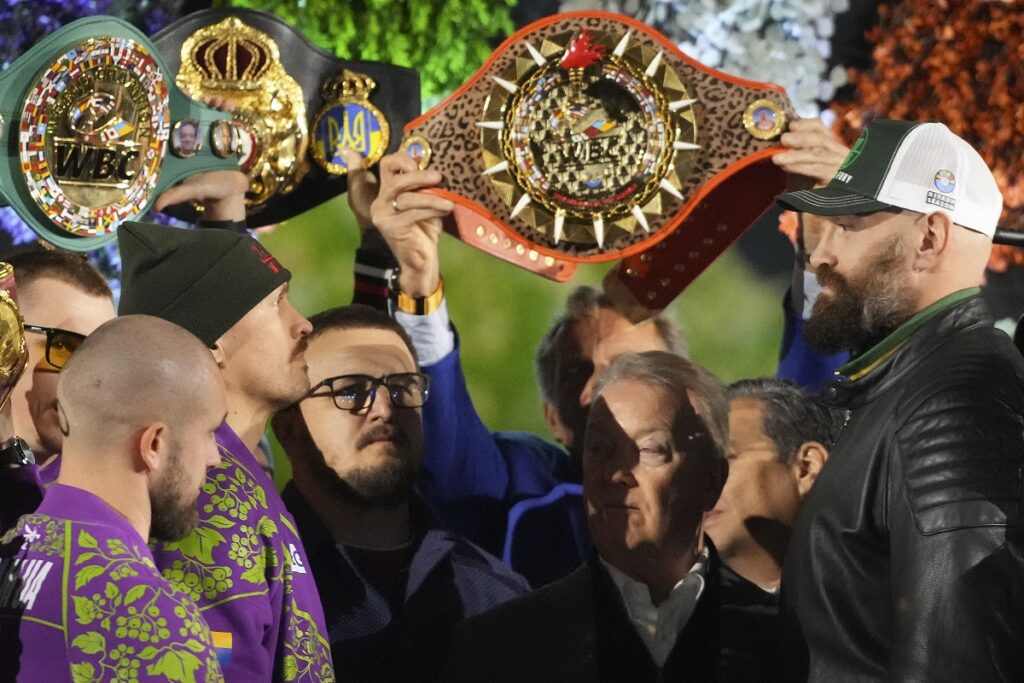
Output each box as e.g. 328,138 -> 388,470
117,222 -> 291,347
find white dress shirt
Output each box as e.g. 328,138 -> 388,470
600,549 -> 709,667
395,298 -> 455,365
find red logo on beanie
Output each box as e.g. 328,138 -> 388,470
250,243 -> 282,273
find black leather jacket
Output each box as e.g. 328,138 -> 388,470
782,293 -> 1024,682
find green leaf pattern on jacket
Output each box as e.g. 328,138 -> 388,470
64,526 -> 221,683
156,447 -> 332,681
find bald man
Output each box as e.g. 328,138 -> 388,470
775,119 -> 1024,680
0,316 -> 227,682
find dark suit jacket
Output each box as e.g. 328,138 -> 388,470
445,541 -> 778,682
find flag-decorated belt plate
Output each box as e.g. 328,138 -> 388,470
401,11 -> 795,310
0,17 -> 240,251
153,9 -> 421,227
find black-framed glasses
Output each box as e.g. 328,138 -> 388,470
306,373 -> 431,412
24,324 -> 86,370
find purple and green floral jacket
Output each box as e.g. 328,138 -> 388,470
0,483 -> 223,682
151,423 -> 333,682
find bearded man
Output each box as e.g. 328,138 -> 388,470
775,118 -> 1024,681
272,305 -> 528,682
0,316 -> 226,682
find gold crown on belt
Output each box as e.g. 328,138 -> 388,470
186,17 -> 279,90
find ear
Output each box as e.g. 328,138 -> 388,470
792,441 -> 829,498
911,211 -> 953,272
209,341 -> 226,367
703,456 -> 729,512
542,401 -> 571,447
137,422 -> 168,474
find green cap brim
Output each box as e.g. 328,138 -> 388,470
776,185 -> 894,216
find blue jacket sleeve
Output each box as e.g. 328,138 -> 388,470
416,339 -> 572,556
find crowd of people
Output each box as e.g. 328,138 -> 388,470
1,109 -> 1022,683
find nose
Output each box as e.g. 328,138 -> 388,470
364,383 -> 395,421
607,455 -> 637,487
579,374 -> 596,407
808,222 -> 839,271
283,297 -> 313,338
295,313 -> 313,338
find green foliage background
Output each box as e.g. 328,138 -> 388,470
262,198 -> 789,488
217,0 -> 517,100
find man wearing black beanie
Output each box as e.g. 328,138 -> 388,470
118,221 -> 334,682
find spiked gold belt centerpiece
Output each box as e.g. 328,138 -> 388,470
400,11 -> 795,313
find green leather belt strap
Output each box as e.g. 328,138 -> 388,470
0,16 -> 238,252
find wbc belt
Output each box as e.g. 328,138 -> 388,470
0,16 -> 240,252
153,9 -> 421,227
401,11 -> 795,313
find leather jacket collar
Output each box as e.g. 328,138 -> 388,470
824,291 -> 992,409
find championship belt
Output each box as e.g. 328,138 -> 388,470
401,11 -> 795,313
0,17 -> 240,252
0,263 -> 28,412
153,9 -> 421,227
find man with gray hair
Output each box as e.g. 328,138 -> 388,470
445,351 -> 773,681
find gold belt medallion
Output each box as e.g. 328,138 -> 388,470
175,16 -> 308,210
479,28 -> 699,252
19,36 -> 170,237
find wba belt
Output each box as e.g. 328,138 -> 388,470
152,8 -> 421,227
399,11 -> 795,315
0,16 -> 239,251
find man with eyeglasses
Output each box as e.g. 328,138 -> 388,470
271,304 -> 528,681
3,251 -> 113,466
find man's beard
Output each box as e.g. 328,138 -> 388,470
311,424 -> 417,510
149,449 -> 200,542
804,234 -> 918,355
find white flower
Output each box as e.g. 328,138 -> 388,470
567,0 -> 846,116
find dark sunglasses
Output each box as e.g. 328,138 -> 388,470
306,373 -> 431,412
24,324 -> 86,370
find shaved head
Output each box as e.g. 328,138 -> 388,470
57,315 -> 220,444
55,315 -> 226,542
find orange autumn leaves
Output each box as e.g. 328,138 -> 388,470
832,0 -> 1024,271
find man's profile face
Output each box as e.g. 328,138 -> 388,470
551,309 -> 667,455
150,372 -> 226,542
583,379 -> 720,573
704,397 -> 802,561
217,283 -> 312,411
14,278 -> 114,457
297,327 -> 424,509
805,211 -> 918,354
